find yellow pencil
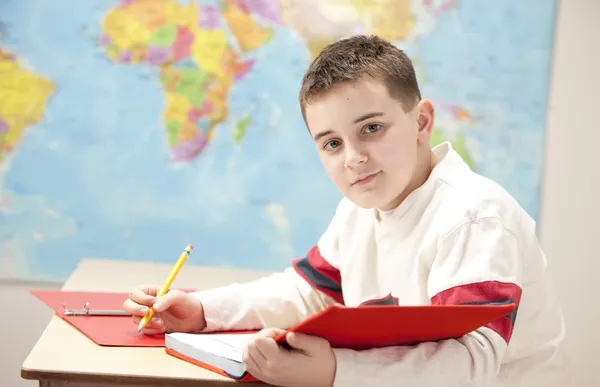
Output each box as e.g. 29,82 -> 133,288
138,244 -> 194,332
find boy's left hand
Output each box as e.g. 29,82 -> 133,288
243,328 -> 337,386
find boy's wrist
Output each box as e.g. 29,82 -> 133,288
187,292 -> 210,331
197,301 -> 207,331
325,347 -> 337,387
331,348 -> 355,387
190,292 -> 227,332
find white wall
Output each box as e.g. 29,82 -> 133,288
3,0 -> 599,386
537,0 -> 600,386
1,281 -> 58,386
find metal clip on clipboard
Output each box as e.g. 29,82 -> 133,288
62,301 -> 131,316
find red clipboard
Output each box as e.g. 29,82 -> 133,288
165,302 -> 516,382
31,289 -> 194,347
274,302 -> 516,349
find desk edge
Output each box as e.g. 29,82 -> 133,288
20,366 -> 241,387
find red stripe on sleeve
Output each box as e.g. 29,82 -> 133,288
292,245 -> 344,304
431,281 -> 522,343
307,245 -> 342,285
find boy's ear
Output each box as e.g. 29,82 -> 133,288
416,99 -> 435,143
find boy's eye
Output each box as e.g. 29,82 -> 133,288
324,139 -> 341,149
363,124 -> 381,133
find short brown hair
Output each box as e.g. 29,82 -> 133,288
299,35 -> 421,121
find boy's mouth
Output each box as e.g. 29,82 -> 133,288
351,171 -> 381,186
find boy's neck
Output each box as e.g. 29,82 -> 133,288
379,146 -> 439,213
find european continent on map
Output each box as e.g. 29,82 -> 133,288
100,0 -> 272,162
0,49 -> 55,164
279,0 -> 415,57
276,0 -> 474,168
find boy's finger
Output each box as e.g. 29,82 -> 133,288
255,337 -> 279,358
139,285 -> 161,297
246,338 -> 268,362
148,317 -> 164,328
123,299 -> 149,316
243,347 -> 265,377
140,327 -> 165,336
128,287 -> 157,306
132,314 -> 163,327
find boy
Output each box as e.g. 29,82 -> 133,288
124,35 -> 572,386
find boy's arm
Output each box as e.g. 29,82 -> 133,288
191,263 -> 338,332
191,199 -> 352,332
331,216 -> 525,387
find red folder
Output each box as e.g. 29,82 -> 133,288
31,289 -> 193,347
165,302 -> 516,383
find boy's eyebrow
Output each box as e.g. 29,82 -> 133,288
313,112 -> 385,142
353,111 -> 384,124
313,130 -> 333,142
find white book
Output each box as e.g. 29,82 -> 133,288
165,332 -> 255,378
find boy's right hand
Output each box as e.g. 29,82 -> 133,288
123,286 -> 207,335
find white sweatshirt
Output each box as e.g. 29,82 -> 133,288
193,142 -> 573,387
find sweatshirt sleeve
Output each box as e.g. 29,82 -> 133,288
191,198 -> 353,332
332,216 -> 524,387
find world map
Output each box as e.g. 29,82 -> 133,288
0,0 -> 558,282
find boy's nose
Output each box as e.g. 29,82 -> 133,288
344,145 -> 368,168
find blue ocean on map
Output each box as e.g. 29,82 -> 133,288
0,0 -> 557,281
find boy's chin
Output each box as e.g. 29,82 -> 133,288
345,192 -> 391,210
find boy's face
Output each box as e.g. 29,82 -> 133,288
305,76 -> 434,210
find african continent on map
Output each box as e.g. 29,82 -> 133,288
100,0 -> 273,162
99,0 -> 473,167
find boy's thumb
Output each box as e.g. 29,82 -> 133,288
152,289 -> 184,312
285,332 -> 321,352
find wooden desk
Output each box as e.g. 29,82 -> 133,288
21,258 -> 275,387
